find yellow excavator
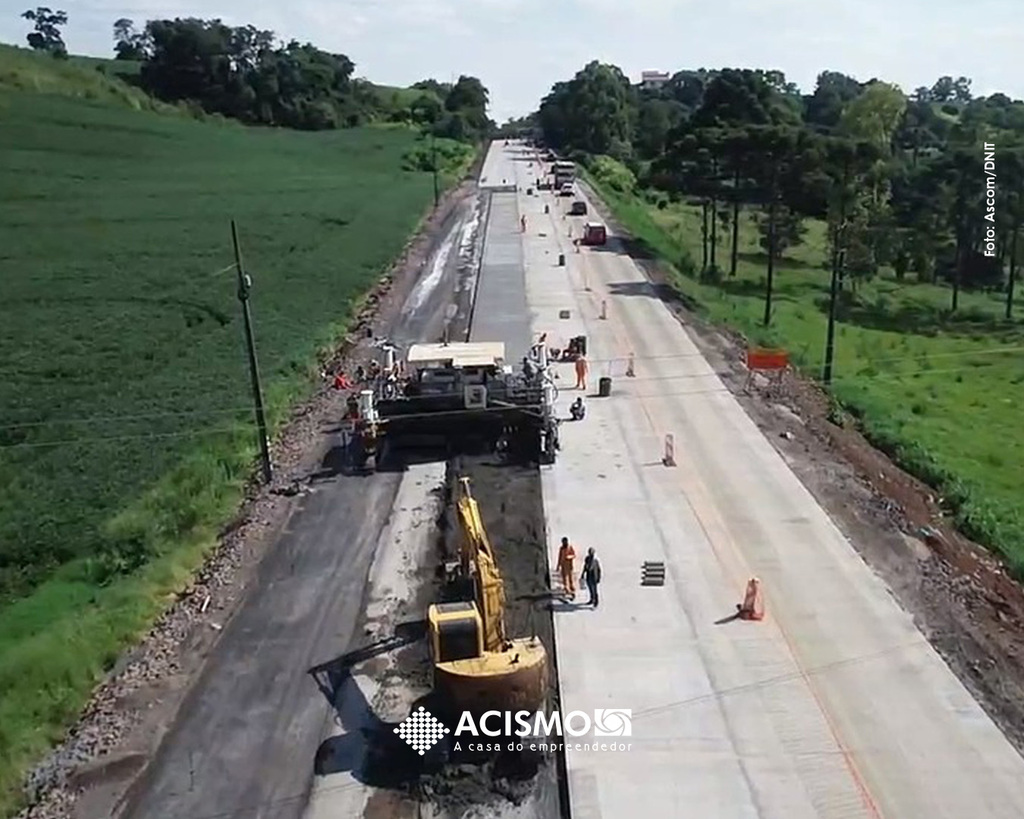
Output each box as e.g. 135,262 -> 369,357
426,477 -> 548,717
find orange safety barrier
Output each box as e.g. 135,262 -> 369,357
746,347 -> 789,371
744,347 -> 790,395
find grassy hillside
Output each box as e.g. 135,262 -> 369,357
0,48 -> 472,815
1,43 -> 422,121
586,158 -> 1024,574
0,43 -> 178,114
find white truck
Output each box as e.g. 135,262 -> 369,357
552,160 -> 576,190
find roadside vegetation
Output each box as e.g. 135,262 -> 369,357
0,15 -> 487,815
527,64 -> 1024,575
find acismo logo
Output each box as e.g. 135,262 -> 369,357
453,708 -> 632,738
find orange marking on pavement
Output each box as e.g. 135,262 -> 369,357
556,224 -> 885,819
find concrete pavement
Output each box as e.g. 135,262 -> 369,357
470,191 -> 532,363
494,140 -> 1024,818
302,461 -> 447,819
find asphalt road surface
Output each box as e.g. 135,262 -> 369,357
117,192 -> 484,819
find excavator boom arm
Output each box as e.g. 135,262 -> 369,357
455,478 -> 507,652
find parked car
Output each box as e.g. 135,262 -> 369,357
569,200 -> 587,216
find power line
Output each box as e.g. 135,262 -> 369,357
5,340 -> 1019,430
0,347 -> 1017,439
0,405 -> 266,431
0,425 -> 252,451
631,639 -> 928,724
0,356 -> 1001,452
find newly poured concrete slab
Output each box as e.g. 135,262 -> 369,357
477,140 -> 1024,819
469,191 -> 531,364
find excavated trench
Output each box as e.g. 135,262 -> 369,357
356,449 -> 567,819
355,184 -> 568,817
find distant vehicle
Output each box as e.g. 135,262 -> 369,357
569,200 -> 587,216
559,183 -> 574,196
582,222 -> 606,245
552,160 -> 576,189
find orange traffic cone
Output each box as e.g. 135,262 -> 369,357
736,578 -> 764,621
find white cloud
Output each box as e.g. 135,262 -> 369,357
0,0 -> 1021,121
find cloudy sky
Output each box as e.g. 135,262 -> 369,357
1,0 -> 1021,122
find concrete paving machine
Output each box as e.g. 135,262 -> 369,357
427,477 -> 548,718
345,339 -> 560,468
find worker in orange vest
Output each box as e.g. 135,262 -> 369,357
574,354 -> 588,390
557,537 -> 576,599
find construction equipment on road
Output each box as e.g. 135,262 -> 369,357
427,477 -> 548,717
344,339 -> 560,468
551,334 -> 586,362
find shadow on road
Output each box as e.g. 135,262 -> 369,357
308,620 -> 441,785
307,444 -> 348,483
606,280 -> 677,301
549,600 -> 589,613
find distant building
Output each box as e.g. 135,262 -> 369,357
640,71 -> 670,90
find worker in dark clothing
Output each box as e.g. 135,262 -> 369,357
580,548 -> 602,607
523,356 -> 535,380
344,394 -> 360,419
569,396 -> 585,421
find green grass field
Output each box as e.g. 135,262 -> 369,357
586,159 -> 1024,575
0,47 -> 473,815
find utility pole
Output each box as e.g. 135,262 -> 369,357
431,131 -> 439,207
763,162 -> 778,327
822,245 -> 844,387
823,195 -> 847,386
231,220 -> 273,484
823,164 -> 849,387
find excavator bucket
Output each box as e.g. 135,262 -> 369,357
434,637 -> 548,718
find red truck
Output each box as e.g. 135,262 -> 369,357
581,222 -> 607,246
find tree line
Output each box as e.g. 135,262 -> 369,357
533,63 -> 1024,323
17,7 -> 492,139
